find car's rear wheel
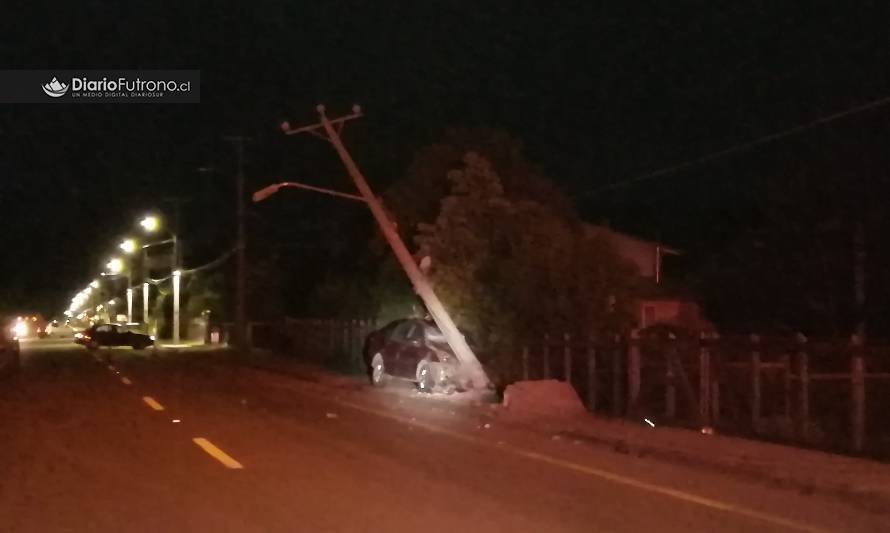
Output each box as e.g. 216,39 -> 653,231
370,353 -> 387,387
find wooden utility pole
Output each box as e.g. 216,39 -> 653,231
281,105 -> 489,388
224,135 -> 251,350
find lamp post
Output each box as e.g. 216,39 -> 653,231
119,239 -> 138,322
140,215 -> 181,341
105,258 -> 126,323
172,270 -> 181,344
143,282 -> 150,329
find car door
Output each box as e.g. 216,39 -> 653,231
398,320 -> 427,378
93,324 -> 114,345
117,325 -> 134,346
385,321 -> 413,377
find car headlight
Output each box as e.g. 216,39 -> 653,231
12,322 -> 28,338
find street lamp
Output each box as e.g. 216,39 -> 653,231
119,239 -> 138,321
119,238 -> 138,254
106,257 -> 124,275
139,215 -> 160,233
140,214 -> 180,341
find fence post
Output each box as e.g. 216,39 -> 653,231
348,320 -> 362,370
851,335 -> 866,453
665,338 -> 676,420
341,320 -> 349,365
797,333 -> 809,444
699,332 -> 711,426
543,334 -> 551,379
587,335 -> 597,412
627,329 -> 641,416
781,351 -> 792,427
328,320 -> 336,361
750,333 -> 761,433
563,332 -> 572,384
612,334 -> 623,416
521,346 -> 529,381
245,321 -> 254,350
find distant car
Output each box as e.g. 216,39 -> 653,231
44,319 -> 76,338
1,320 -> 21,374
75,323 -> 154,350
364,318 -> 471,393
7,314 -> 45,339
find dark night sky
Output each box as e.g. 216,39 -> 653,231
2,1 -> 890,315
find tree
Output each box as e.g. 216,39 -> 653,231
384,128 -> 574,246
415,152 -> 638,376
359,129 -> 580,325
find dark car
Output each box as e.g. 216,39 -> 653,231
1,319 -> 21,375
75,323 -> 154,350
364,318 -> 470,393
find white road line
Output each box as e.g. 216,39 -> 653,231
314,392 -> 830,533
142,396 -> 165,411
192,438 -> 244,469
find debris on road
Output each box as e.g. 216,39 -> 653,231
325,412 -> 339,419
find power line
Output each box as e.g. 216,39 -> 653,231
147,247 -> 235,284
583,93 -> 890,196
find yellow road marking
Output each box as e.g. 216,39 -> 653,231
120,376 -> 132,385
317,393 -> 830,533
192,438 -> 243,469
142,396 -> 165,411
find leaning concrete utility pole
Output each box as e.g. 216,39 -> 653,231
281,105 -> 489,388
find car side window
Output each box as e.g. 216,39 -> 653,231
391,322 -> 413,342
96,325 -> 112,333
406,324 -> 424,343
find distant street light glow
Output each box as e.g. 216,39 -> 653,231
140,215 -> 160,232
119,238 -> 137,254
90,280 -> 100,289
106,257 -> 124,274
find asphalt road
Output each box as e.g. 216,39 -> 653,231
2,340 -> 888,533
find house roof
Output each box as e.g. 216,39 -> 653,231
584,224 -> 681,255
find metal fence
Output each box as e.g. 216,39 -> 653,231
248,318 -> 377,374
516,331 -> 890,458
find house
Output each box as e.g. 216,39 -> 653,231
585,224 -> 712,332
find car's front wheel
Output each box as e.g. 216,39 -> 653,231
416,361 -> 436,393
370,353 -> 387,387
